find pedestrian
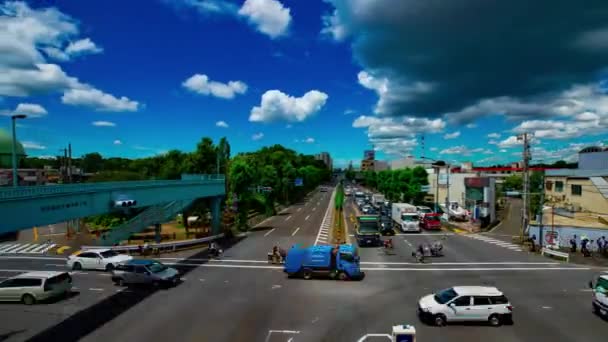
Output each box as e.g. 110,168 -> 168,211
570,235 -> 577,253
581,236 -> 590,257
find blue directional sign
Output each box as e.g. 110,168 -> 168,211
294,178 -> 303,186
420,185 -> 431,192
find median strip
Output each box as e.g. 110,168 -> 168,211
331,183 -> 346,244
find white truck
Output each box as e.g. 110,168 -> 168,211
590,275 -> 608,318
371,193 -> 385,209
391,203 -> 421,232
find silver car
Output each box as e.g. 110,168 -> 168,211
0,271 -> 72,305
111,259 -> 180,287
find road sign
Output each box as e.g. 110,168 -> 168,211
420,185 -> 431,192
294,178 -> 303,186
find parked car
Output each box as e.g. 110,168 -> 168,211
418,286 -> 513,326
67,249 -> 133,271
0,271 -> 72,305
112,259 -> 180,287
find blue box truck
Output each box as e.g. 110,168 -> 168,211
284,244 -> 365,280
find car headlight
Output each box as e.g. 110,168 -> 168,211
421,307 -> 431,312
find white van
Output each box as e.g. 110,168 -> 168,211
0,271 -> 72,305
417,286 -> 513,326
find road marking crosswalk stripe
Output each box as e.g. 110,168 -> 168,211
0,244 -> 19,253
11,244 -> 35,253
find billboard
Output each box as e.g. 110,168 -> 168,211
465,177 -> 490,188
364,150 -> 375,160
294,178 -> 303,186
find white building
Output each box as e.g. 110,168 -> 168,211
391,156 -> 433,170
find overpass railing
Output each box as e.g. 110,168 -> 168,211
82,233 -> 225,253
0,175 -> 225,200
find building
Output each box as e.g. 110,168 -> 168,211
315,152 -> 333,170
374,160 -> 389,171
528,146 -> 608,247
390,156 -> 434,170
0,128 -> 25,168
361,159 -> 375,172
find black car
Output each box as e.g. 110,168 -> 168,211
380,217 -> 395,235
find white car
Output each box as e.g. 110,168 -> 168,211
416,206 -> 434,217
67,249 -> 133,271
0,271 -> 72,305
417,286 -> 513,326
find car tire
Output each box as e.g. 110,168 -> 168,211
105,264 -> 114,272
434,314 -> 447,327
488,314 -> 502,327
115,278 -> 124,286
22,294 -> 36,305
338,272 -> 349,281
72,262 -> 82,271
302,268 -> 313,280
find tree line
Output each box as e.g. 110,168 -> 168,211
346,167 -> 430,204
21,137 -> 331,231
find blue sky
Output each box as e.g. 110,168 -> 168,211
1,0 -> 607,167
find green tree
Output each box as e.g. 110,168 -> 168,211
82,152 -> 104,173
502,174 -> 523,191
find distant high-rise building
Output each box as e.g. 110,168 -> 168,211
375,160 -> 389,171
315,152 -> 333,170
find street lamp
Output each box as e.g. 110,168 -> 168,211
11,114 -> 27,187
421,156 -> 450,213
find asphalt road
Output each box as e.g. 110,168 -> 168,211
0,189 -> 607,342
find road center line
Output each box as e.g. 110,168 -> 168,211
89,288 -> 104,291
305,215 -> 310,221
285,215 -> 291,222
291,227 -> 300,236
297,208 -> 302,212
264,228 -> 276,237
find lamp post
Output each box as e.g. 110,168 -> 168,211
11,114 -> 27,187
421,156 -> 449,213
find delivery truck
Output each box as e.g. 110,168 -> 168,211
355,215 -> 382,246
392,203 -> 421,232
283,244 -> 364,280
372,193 -> 386,209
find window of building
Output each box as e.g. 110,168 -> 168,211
545,181 -> 553,191
555,181 -> 564,192
571,184 -> 582,196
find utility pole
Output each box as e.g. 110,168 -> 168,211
537,171 -> 545,248
518,133 -> 532,239
68,143 -> 72,184
446,163 -> 450,210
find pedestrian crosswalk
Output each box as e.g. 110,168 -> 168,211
0,242 -> 57,254
465,234 -> 524,252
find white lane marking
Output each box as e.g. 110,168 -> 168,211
297,208 -> 302,212
542,306 -> 552,309
45,264 -> 64,267
264,228 -> 276,237
305,215 -> 310,221
291,227 -> 300,236
313,207 -> 317,211
362,267 -> 590,271
357,334 -> 392,342
285,215 -> 292,222
315,188 -> 336,246
0,244 -> 19,253
395,233 -> 453,236
272,285 -> 282,290
268,330 -> 300,334
402,239 -> 413,247
580,289 -> 593,292
89,288 -> 104,291
200,279 -> 205,282
317,202 -> 320,206
360,261 -> 561,265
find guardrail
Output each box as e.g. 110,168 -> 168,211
81,233 -> 225,253
541,247 -> 569,262
0,176 -> 225,200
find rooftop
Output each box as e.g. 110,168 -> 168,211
546,169 -> 608,177
14,271 -> 67,278
453,286 -> 502,296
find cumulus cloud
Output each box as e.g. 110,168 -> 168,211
62,86 -> 139,112
443,131 -> 460,140
22,141 -> 46,150
182,74 -> 247,99
488,139 -> 498,145
323,0 -> 608,124
304,137 -> 315,143
238,0 -> 291,38
11,103 -> 47,117
92,121 -> 116,127
166,0 -> 291,39
487,133 -> 501,139
113,139 -> 122,145
465,123 -> 477,128
215,120 -> 229,128
0,2 -> 138,112
249,89 -> 328,122
252,132 -> 264,140
440,145 -> 484,156
429,147 -> 438,151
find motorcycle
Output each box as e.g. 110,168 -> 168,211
267,247 -> 286,264
209,244 -> 223,258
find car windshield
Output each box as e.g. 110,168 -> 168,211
426,216 -> 440,222
597,277 -> 608,291
419,208 -> 432,213
402,214 -> 419,221
100,250 -> 118,258
148,262 -> 168,273
434,288 -> 459,304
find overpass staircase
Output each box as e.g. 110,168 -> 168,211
98,200 -> 190,246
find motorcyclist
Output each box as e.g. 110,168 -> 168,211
432,241 -> 443,256
383,238 -> 393,249
271,245 -> 283,263
209,242 -> 220,257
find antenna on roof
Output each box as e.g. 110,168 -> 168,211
420,134 -> 425,161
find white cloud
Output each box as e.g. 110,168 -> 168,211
499,149 -> 507,153
252,132 -> 264,140
321,8 -> 349,41
465,123 -> 477,128
488,139 -> 498,145
487,132 -> 501,139
62,86 -> 139,112
443,131 -> 460,139
182,74 -> 247,99
238,0 -> 291,39
497,136 -> 522,148
215,120 -> 229,128
171,0 -> 239,14
249,89 -> 328,122
92,121 -> 116,127
22,141 -> 46,150
304,137 -> 315,143
357,70 -> 434,116
35,155 -> 56,159
113,139 -> 122,145
429,147 -> 438,151
344,108 -> 356,115
439,145 -> 484,156
65,38 -> 103,56
285,124 -> 292,128
0,2 -> 139,111
11,103 -> 47,117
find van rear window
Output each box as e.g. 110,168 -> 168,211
46,272 -> 71,285
489,295 -> 509,304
